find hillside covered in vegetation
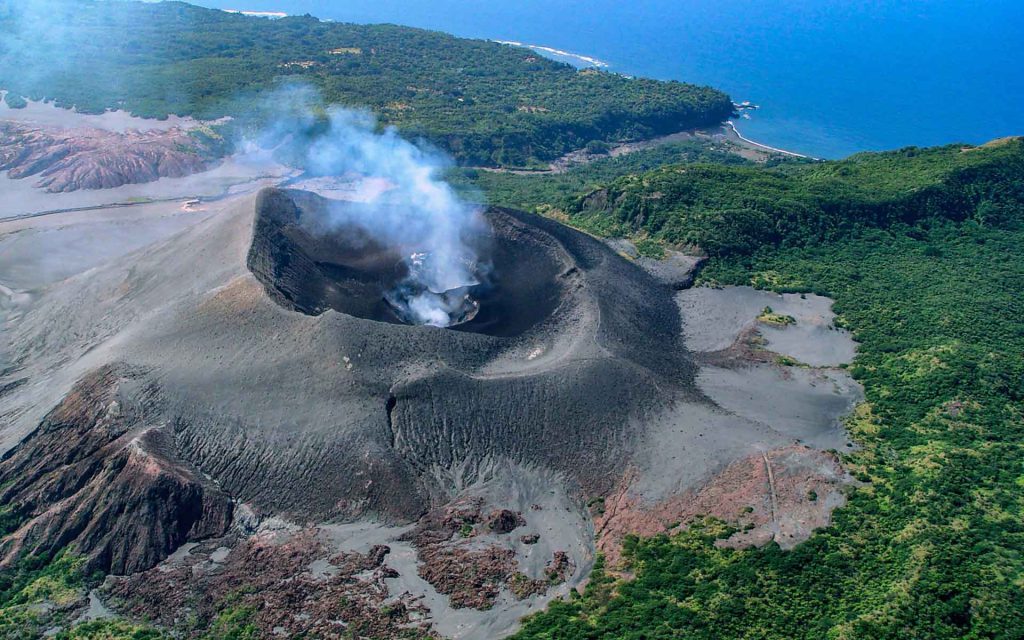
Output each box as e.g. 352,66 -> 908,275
0,0 -> 734,168
551,138 -> 1024,255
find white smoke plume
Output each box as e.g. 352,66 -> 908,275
254,86 -> 490,327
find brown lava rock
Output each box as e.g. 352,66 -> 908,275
417,545 -> 517,610
487,508 -> 526,534
545,551 -> 574,583
105,529 -> 434,639
508,572 -> 549,600
401,497 -> 485,546
403,499 -> 563,609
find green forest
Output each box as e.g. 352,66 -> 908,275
0,0 -> 733,168
471,138 -> 1024,257
448,138 -> 759,215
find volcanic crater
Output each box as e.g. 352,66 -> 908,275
232,187 -> 694,518
247,188 -> 568,337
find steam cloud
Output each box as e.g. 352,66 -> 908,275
254,87 -> 489,327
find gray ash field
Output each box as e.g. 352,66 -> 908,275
0,184 -> 861,637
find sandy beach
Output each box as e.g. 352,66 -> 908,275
722,120 -> 813,159
494,40 -> 609,68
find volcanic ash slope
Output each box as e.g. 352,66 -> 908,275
0,187 -> 861,636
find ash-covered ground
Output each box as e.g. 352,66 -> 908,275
0,108 -> 862,639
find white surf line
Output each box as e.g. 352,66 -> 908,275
223,9 -> 288,18
725,121 -> 813,159
493,40 -> 609,68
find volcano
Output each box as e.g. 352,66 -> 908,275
1,187 -> 691,528
0,187 -> 859,636
236,187 -> 695,518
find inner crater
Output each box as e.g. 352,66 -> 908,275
247,188 -> 567,338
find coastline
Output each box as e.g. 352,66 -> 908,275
493,40 -> 609,69
474,120 -> 815,175
223,9 -> 288,18
723,120 -> 814,159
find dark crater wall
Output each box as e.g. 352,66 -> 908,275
247,188 -> 569,338
247,188 -> 409,323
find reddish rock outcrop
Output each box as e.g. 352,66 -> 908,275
0,365 -> 233,575
0,122 -> 220,192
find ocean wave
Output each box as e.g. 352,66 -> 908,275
725,121 -> 810,159
494,40 -> 609,68
223,9 -> 288,19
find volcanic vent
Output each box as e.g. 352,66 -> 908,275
248,188 -> 572,338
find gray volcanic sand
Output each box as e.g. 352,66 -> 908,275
604,238 -> 704,289
697,365 -> 860,450
0,151 -> 296,219
630,285 -> 861,501
0,202 -> 211,291
0,195 -> 254,450
630,401 -> 785,499
0,157 -> 292,402
677,286 -> 857,366
0,96 -> 201,132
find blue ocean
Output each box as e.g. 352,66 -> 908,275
194,0 -> 1023,159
